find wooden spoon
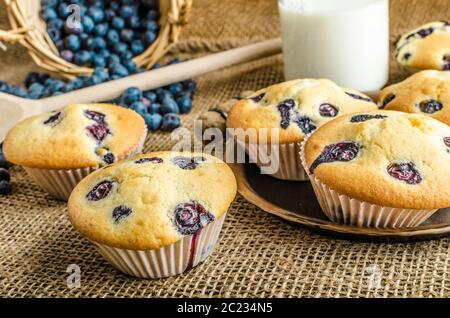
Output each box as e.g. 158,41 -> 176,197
0,38 -> 283,142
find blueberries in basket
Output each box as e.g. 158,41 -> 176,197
107,29 -> 120,44
60,49 -> 74,62
109,62 -> 129,78
120,29 -> 134,43
81,16 -> 95,34
131,40 -> 145,55
142,31 -> 156,46
161,113 -> 181,132
64,34 -> 81,51
112,16 -> 126,30
119,5 -> 135,19
41,8 -> 58,21
122,60 -> 138,73
57,3 -> 70,19
74,50 -> 92,66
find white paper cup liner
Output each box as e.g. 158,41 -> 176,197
299,138 -> 438,228
236,140 -> 308,181
92,213 -> 226,279
23,132 -> 147,201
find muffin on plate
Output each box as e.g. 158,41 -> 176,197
396,21 -> 450,71
3,103 -> 146,200
226,79 -> 377,181
379,70 -> 449,125
300,110 -> 450,228
68,151 -> 237,279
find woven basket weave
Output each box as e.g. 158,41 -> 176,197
0,0 -> 192,79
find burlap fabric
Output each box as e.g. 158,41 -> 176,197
1,0 -> 450,298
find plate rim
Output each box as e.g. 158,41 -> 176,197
230,162 -> 450,238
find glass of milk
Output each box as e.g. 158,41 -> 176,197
278,0 -> 389,92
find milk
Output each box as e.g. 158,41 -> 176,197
278,0 -> 389,92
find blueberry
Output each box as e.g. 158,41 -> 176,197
60,49 -> 74,62
148,102 -> 161,114
143,20 -> 159,32
162,96 -> 180,114
0,180 -> 12,195
57,3 -> 70,18
0,80 -> 8,92
144,91 -> 157,102
112,16 -> 125,30
69,78 -> 84,90
85,75 -> 103,86
168,58 -> 182,65
122,60 -> 137,73
142,31 -> 156,46
0,168 -> 10,182
182,80 -> 197,92
345,92 -> 373,103
86,180 -> 114,201
119,5 -> 134,18
380,94 -> 396,109
310,142 -> 362,173
28,83 -> 45,99
294,115 -> 316,134
97,48 -> 111,59
42,0 -> 59,7
120,29 -> 134,43
46,18 -> 64,30
173,201 -> 214,235
41,8 -> 58,21
81,16 -> 95,34
249,92 -> 265,103
24,72 -> 41,88
171,156 -> 206,171
113,42 -> 129,56
103,152 -> 115,165
156,88 -> 172,102
110,1 -> 120,11
131,101 -> 148,116
169,83 -> 183,95
90,37 -> 107,51
54,39 -> 64,51
79,33 -> 93,49
127,16 -> 140,29
106,29 -> 120,44
86,123 -> 110,143
64,34 -> 81,51
387,162 -> 422,185
9,85 -> 27,98
319,103 -> 338,117
177,96 -> 193,113
87,7 -> 105,23
135,157 -> 163,164
43,111 -> 62,126
64,19 -> 83,35
277,99 -> 295,129
144,113 -> 162,131
108,54 -> 121,65
161,113 -> 181,132
419,99 -> 443,114
105,9 -> 116,21
94,23 -> 109,37
92,55 -> 106,68
146,10 -> 160,21
74,50 -> 92,66
109,63 -> 129,78
112,205 -> 132,223
93,67 -> 109,82
84,110 -> 106,124
350,114 -> 387,122
49,79 -> 65,92
47,27 -> 61,42
131,39 -> 145,55
122,87 -> 143,105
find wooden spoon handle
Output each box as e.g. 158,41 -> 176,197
42,38 -> 283,110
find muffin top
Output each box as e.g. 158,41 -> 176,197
303,110 -> 450,209
396,21 -> 450,71
226,79 -> 377,144
379,70 -> 450,126
68,151 -> 237,250
3,104 -> 146,169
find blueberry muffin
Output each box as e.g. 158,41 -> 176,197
68,151 -> 237,278
3,103 -> 146,200
379,70 -> 450,125
301,110 -> 450,228
227,79 -> 378,181
396,21 -> 450,71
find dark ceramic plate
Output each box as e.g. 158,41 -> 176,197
231,163 -> 450,242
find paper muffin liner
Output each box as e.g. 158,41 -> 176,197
23,132 -> 147,201
299,138 -> 438,228
236,140 -> 308,181
92,213 -> 226,279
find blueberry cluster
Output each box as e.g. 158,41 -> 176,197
110,79 -> 195,131
0,144 -> 12,195
41,0 -> 159,68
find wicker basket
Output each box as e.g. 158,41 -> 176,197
0,0 -> 192,79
